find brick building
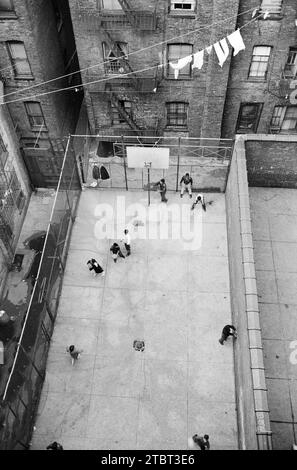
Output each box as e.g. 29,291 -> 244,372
67,0 -> 297,153
68,0 -> 241,156
0,80 -> 31,293
0,0 -> 82,187
222,0 -> 297,137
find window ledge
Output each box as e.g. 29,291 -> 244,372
0,11 -> 18,19
14,76 -> 35,81
258,12 -> 283,21
31,127 -> 48,132
169,11 -> 196,19
166,77 -> 193,81
247,78 -> 267,83
166,126 -> 188,131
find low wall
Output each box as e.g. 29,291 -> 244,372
245,135 -> 297,188
225,137 -> 272,449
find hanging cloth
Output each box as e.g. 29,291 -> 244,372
214,38 -> 229,67
206,45 -> 213,54
100,165 -> 110,180
192,50 -> 204,70
227,29 -> 245,56
169,55 -> 192,79
92,164 -> 100,180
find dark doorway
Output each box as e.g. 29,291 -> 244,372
22,148 -> 61,187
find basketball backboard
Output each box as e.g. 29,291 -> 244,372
126,146 -> 169,169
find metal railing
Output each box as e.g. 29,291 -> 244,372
0,136 -> 81,450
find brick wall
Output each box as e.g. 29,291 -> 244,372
69,0 -> 240,138
0,0 -> 80,185
222,0 -> 297,138
245,136 -> 297,188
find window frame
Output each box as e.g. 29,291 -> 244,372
7,41 -> 33,79
271,105 -> 297,132
166,101 -> 189,128
99,0 -> 123,10
167,43 -> 193,79
236,103 -> 263,133
102,41 -> 128,74
259,0 -> 283,16
248,46 -> 272,80
169,0 -> 196,13
283,47 -> 297,79
0,133 -> 8,167
0,0 -> 16,18
24,102 -> 47,130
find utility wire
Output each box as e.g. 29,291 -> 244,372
0,12 -> 263,107
0,6 -> 256,101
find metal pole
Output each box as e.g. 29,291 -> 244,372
121,135 -> 128,191
148,165 -> 150,206
176,137 -> 181,192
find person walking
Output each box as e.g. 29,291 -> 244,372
46,441 -> 64,450
192,434 -> 210,450
156,178 -> 168,203
66,345 -> 83,365
87,258 -> 105,276
219,325 -> 237,345
121,229 -> 131,256
191,193 -> 206,211
110,242 -> 125,263
180,172 -> 193,198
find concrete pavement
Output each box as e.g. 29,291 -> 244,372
250,187 -> 297,450
31,189 -> 238,450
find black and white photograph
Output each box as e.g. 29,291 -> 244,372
0,0 -> 296,459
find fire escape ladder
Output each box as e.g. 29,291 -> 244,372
117,0 -> 135,25
102,29 -> 139,88
110,92 -> 142,133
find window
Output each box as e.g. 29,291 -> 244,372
166,102 -> 188,127
271,106 -> 297,132
260,0 -> 282,14
236,103 -> 262,133
248,46 -> 271,79
102,42 -> 128,74
170,0 -> 196,11
101,0 -> 122,10
0,0 -> 15,15
24,102 -> 46,129
167,44 -> 193,78
0,134 -> 8,167
283,48 -> 297,79
7,41 -> 33,78
111,100 -> 132,125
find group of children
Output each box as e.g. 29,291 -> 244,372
155,172 -> 206,212
64,171 -> 237,451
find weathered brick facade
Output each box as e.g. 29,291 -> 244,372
69,0 -> 240,140
0,0 -> 81,187
222,0 -> 297,138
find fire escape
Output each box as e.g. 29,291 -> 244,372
77,0 -> 162,136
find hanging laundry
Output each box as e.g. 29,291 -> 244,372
227,29 -> 245,56
100,165 -> 110,180
206,45 -> 213,54
169,55 -> 192,79
252,8 -> 259,18
214,38 -> 229,67
263,11 -> 270,19
192,50 -> 204,70
92,164 -> 100,180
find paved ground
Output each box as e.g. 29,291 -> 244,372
250,187 -> 297,450
0,189 -> 55,396
31,189 -> 238,450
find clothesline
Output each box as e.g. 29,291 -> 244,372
169,10 -> 270,78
